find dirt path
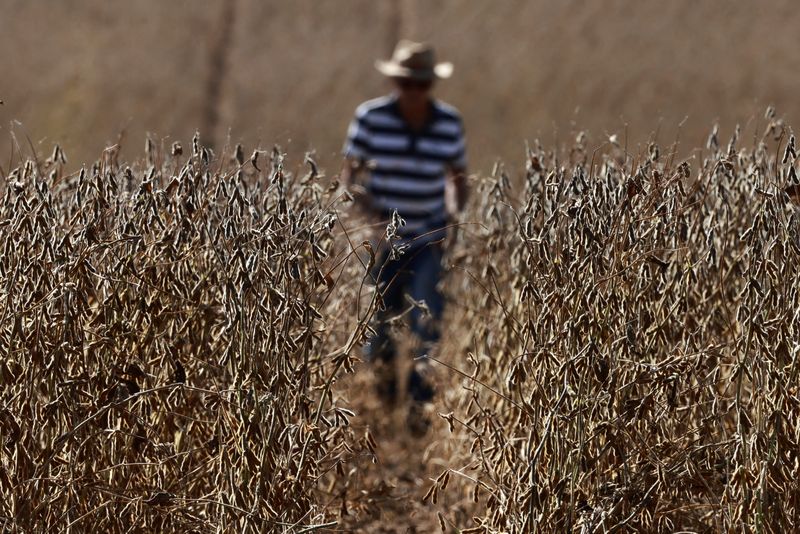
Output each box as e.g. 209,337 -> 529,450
332,354 -> 475,533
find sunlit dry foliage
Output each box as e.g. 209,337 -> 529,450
438,116 -> 800,532
0,135 -> 375,532
3,116 -> 800,533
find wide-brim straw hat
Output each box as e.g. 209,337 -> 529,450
375,40 -> 453,81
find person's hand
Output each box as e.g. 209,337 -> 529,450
337,160 -> 372,213
347,184 -> 384,230
335,180 -> 368,212
340,182 -> 384,250
348,183 -> 371,210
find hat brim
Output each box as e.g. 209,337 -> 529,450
375,60 -> 453,80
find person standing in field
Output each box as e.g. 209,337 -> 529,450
340,40 -> 468,435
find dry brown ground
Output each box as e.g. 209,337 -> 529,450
331,364 -> 468,533
2,0 -> 800,175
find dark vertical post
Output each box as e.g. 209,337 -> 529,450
203,0 -> 237,149
385,0 -> 402,55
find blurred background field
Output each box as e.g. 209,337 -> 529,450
2,0 -> 800,174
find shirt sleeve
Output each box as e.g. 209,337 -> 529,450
343,110 -> 371,161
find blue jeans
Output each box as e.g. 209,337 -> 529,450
366,242 -> 444,400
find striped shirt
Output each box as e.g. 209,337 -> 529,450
344,94 -> 467,245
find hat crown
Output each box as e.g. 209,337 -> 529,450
375,40 -> 453,80
392,40 -> 435,70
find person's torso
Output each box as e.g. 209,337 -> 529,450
356,95 -> 465,241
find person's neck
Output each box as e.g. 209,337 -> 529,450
397,97 -> 431,131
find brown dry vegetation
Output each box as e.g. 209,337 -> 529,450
438,116 -> 800,532
2,109 -> 800,532
4,3 -> 800,530
0,138 -> 377,531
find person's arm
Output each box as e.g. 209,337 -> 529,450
442,166 -> 468,253
447,117 -> 469,217
450,166 -> 468,214
340,158 -> 354,188
443,116 -> 468,251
